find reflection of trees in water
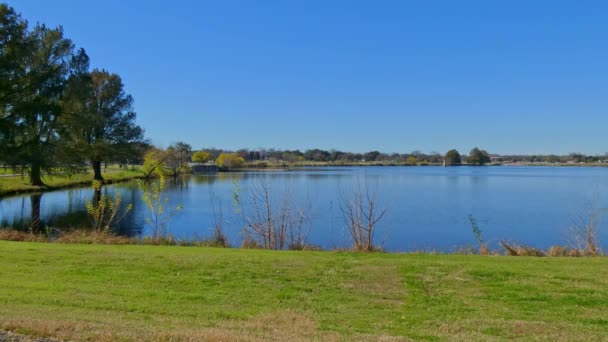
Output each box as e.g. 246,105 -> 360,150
167,175 -> 189,191
30,193 -> 42,233
2,185 -> 144,237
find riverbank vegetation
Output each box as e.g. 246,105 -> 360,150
0,167 -> 143,197
0,241 -> 607,341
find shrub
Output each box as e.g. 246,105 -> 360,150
216,153 -> 245,169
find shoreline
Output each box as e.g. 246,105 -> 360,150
2,163 -> 607,198
0,172 -> 145,198
0,230 -> 602,257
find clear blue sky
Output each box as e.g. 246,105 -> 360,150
12,0 -> 608,155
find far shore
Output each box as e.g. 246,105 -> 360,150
1,162 -> 607,198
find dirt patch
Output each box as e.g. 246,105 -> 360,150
0,331 -> 59,342
1,311 -> 408,342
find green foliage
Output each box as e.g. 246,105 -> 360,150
444,149 -> 462,165
0,5 -> 145,185
84,180 -> 132,232
63,69 -> 144,180
216,152 -> 245,169
192,150 -> 211,163
137,173 -> 182,238
467,147 -> 491,165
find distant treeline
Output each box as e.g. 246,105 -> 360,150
190,148 -> 608,165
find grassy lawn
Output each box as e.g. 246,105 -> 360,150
0,242 -> 606,341
0,168 -> 143,196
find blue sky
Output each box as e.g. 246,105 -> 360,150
12,0 -> 608,154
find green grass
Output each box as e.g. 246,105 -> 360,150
0,242 -> 606,341
0,168 -> 143,196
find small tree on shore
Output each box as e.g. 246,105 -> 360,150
340,180 -> 387,252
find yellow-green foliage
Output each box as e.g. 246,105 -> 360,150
141,149 -> 165,177
84,180 -> 132,232
192,151 -> 212,163
216,153 -> 245,168
137,173 -> 181,238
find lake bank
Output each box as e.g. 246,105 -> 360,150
0,169 -> 145,198
0,240 -> 606,341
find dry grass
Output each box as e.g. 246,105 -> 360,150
0,230 -> 47,242
548,245 -> 584,257
500,241 -> 546,256
0,310 -> 409,342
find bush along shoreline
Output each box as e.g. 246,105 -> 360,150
0,229 -> 602,257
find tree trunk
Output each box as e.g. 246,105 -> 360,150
30,159 -> 44,186
92,160 -> 104,181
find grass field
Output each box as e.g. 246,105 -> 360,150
0,168 -> 143,197
0,241 -> 606,341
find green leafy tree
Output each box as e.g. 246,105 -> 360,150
8,23 -> 83,185
0,4 -> 27,156
444,149 -> 462,166
64,69 -> 143,181
174,141 -> 192,168
467,147 -> 491,166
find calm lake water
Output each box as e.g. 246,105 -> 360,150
1,166 -> 607,251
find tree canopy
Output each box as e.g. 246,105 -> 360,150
445,149 -> 462,166
467,148 -> 491,166
0,4 -> 145,184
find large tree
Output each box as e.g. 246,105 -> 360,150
7,23 -> 83,185
444,149 -> 462,166
65,69 -> 143,181
467,147 -> 491,166
0,5 -> 27,166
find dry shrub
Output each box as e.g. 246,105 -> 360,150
548,245 -> 584,257
0,229 -> 47,242
479,244 -> 491,255
242,179 -> 311,250
141,235 -> 177,246
340,180 -> 387,252
241,235 -> 261,249
569,206 -> 605,256
54,230 -> 134,245
500,241 -> 545,257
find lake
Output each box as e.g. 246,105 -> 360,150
1,166 -> 607,251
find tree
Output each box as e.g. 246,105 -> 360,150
0,4 -> 27,156
216,153 -> 245,169
467,147 -> 491,166
141,147 -> 170,179
444,149 -> 462,166
8,23 -> 82,185
64,69 -> 143,181
192,150 -> 211,163
405,156 -> 418,165
174,141 -> 192,169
